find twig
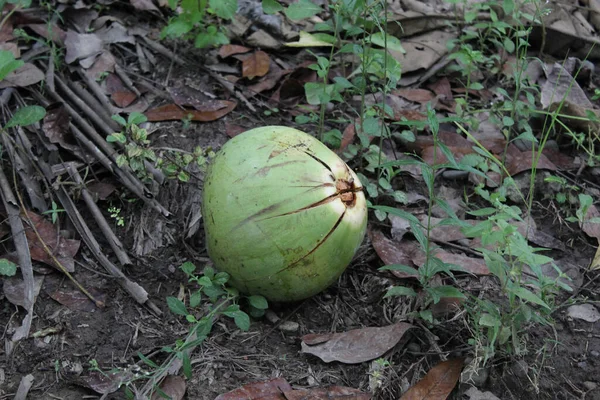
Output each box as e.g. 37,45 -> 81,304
67,166 -> 132,266
66,80 -> 120,132
115,64 -> 141,96
77,68 -> 120,115
0,157 -> 34,354
13,374 -> 34,400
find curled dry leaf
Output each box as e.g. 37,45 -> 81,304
301,322 -> 413,364
243,51 -> 271,79
219,44 -> 252,58
23,210 -> 80,273
145,101 -> 236,122
150,375 -> 186,400
214,377 -> 291,400
400,358 -> 464,400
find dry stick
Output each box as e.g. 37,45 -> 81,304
43,89 -> 170,216
55,74 -> 166,185
138,36 -> 257,112
115,64 -> 141,96
68,167 -> 132,266
3,137 -> 47,212
0,158 -> 34,353
11,168 -> 105,309
67,80 -> 120,132
77,68 -> 120,116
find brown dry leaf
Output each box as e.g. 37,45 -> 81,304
225,122 -> 248,138
0,63 -> 44,89
219,44 -> 252,58
145,101 -> 236,122
430,297 -> 464,317
414,248 -> 490,276
541,62 -> 592,109
284,387 -> 370,400
245,62 -> 287,97
42,103 -> 72,146
85,51 -> 116,80
45,275 -> 105,312
243,51 -> 271,79
390,30 -> 456,75
339,122 -> 356,152
370,230 -> 419,278
64,30 -> 103,64
112,91 -> 137,107
590,244 -> 600,270
3,275 -> 44,308
214,377 -> 291,400
427,77 -> 453,100
23,210 -> 80,273
505,144 -> 557,175
150,376 -> 186,400
301,322 -> 413,364
400,358 -> 464,400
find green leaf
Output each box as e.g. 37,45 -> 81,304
181,261 -> 196,276
106,132 -> 127,144
370,205 -> 421,226
182,351 -> 192,379
178,170 -> 190,182
384,286 -> 417,298
167,296 -> 188,316
427,286 -> 466,303
137,351 -> 159,368
365,32 -> 405,53
262,0 -> 283,14
0,258 -> 17,276
284,0 -> 321,21
247,295 -> 268,309
513,287 -> 550,309
189,291 -> 202,308
111,115 -> 127,126
127,112 -> 147,126
467,207 -> 497,216
233,311 -> 250,331
379,264 -> 418,276
209,0 -> 237,19
5,106 -> 46,129
479,313 -> 500,327
0,50 -> 23,81
161,20 -> 193,39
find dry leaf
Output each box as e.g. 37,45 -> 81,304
243,51 -> 271,79
3,275 -> 44,308
284,386 -> 370,400
45,275 -> 105,312
582,205 -> 600,240
150,376 -> 186,400
370,230 -> 419,278
23,210 -> 80,273
566,304 -> 600,322
130,0 -> 160,11
64,31 -> 103,64
219,44 -> 252,58
0,63 -> 44,89
145,101 -> 236,122
83,370 -> 135,394
214,377 -> 291,400
301,322 -> 413,364
400,358 -> 464,399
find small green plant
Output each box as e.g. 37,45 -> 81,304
0,258 -> 17,276
134,262 -> 267,396
42,201 -> 65,224
108,112 -> 214,183
108,206 -> 125,227
161,0 -> 237,48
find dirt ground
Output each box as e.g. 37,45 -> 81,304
2,2 -> 600,400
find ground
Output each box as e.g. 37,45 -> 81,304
1,1 -> 600,399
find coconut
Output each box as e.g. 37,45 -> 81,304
202,126 -> 367,301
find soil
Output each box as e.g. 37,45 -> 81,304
2,4 -> 600,400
